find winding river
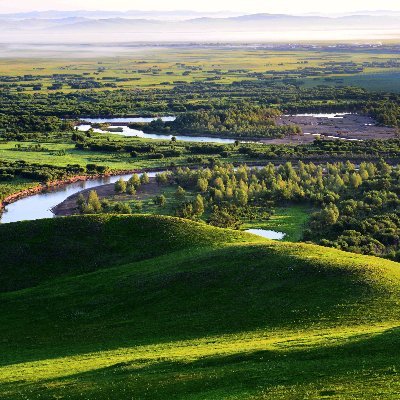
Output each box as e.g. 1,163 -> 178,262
0,172 -> 159,224
77,117 -> 236,144
78,113 -> 362,143
0,171 -> 286,240
1,112 -> 360,225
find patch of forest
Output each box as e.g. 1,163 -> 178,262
75,161 -> 400,260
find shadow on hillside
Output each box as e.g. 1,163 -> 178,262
2,326 -> 400,399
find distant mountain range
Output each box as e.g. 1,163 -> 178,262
0,10 -> 243,20
1,10 -> 400,19
0,12 -> 399,43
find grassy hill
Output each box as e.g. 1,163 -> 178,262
1,215 -> 400,399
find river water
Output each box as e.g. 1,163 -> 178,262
78,113 -> 362,143
245,229 -> 285,240
0,172 -> 159,224
77,116 -> 235,144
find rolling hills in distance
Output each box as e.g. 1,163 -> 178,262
1,12 -> 399,42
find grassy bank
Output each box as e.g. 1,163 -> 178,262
0,177 -> 39,202
242,205 -> 312,242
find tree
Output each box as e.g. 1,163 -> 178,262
156,172 -> 169,186
131,200 -> 143,211
350,173 -> 362,189
176,202 -> 194,219
115,178 -> 127,193
126,184 -> 136,195
214,177 -> 225,191
235,188 -> 248,206
197,177 -> 208,193
213,189 -> 224,204
154,194 -> 166,207
129,174 -> 141,189
76,193 -> 86,211
175,186 -> 186,200
193,194 -> 205,216
209,206 -> 242,230
140,172 -> 150,184
313,204 -> 340,227
112,202 -> 132,214
87,190 -> 102,213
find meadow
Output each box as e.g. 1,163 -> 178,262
0,46 -> 399,93
1,215 -> 400,399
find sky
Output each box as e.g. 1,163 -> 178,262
1,0 -> 400,14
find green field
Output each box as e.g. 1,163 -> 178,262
0,47 -> 399,93
242,205 -> 311,242
1,215 -> 400,399
0,139 -> 247,172
303,71 -> 400,93
0,140 -> 167,170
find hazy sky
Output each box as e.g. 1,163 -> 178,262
1,0 -> 400,14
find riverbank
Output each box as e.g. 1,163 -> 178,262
52,178 -> 161,217
0,168 -> 168,218
277,114 -> 397,140
80,113 -> 397,144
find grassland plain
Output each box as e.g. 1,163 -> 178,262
0,139 -> 248,173
1,215 -> 400,399
0,47 -> 399,92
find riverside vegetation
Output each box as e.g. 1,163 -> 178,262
75,161 -> 400,260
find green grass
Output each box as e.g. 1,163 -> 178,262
1,215 -> 400,398
303,71 -> 400,93
0,141 -> 169,170
0,177 -> 39,202
243,205 -> 311,241
0,140 -> 248,173
1,49 -> 399,92
135,184 -> 193,216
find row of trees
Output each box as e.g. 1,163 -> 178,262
114,173 -> 150,195
364,101 -> 400,128
0,160 -> 86,183
0,114 -> 74,134
1,79 -> 396,119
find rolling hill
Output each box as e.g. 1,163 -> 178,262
1,215 -> 400,399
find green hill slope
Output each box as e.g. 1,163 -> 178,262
0,215 -> 257,292
1,215 -> 400,399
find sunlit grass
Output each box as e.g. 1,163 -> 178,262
1,215 -> 400,398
